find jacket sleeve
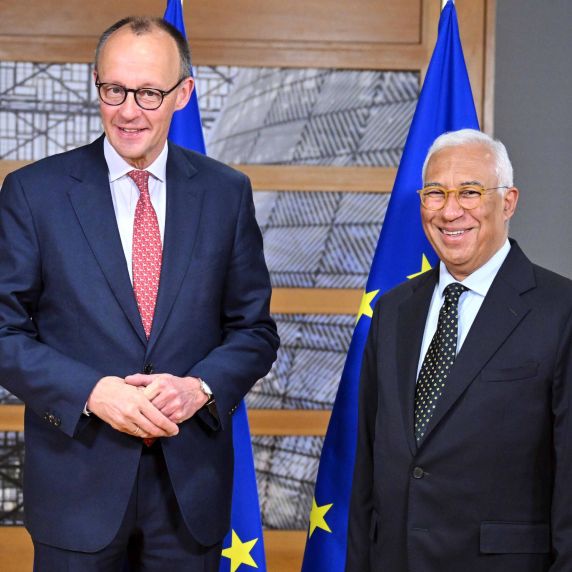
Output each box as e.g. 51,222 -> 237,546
0,172 -> 104,438
346,304 -> 380,572
189,174 -> 279,430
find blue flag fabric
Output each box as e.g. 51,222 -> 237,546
301,2 -> 479,570
163,2 -> 267,571
164,0 -> 206,154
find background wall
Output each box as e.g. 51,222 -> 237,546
495,0 -> 572,278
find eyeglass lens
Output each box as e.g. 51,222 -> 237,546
421,185 -> 484,210
98,84 -> 163,110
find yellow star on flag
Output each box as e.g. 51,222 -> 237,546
221,530 -> 259,572
407,254 -> 432,280
356,289 -> 380,324
309,497 -> 333,538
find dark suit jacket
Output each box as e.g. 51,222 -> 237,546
0,137 -> 279,552
347,241 -> 572,572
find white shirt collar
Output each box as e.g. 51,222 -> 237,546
438,238 -> 511,298
103,137 -> 168,183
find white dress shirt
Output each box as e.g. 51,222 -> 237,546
416,239 -> 511,377
103,137 -> 168,283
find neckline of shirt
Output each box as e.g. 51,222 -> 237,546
103,137 -> 168,184
437,239 -> 511,299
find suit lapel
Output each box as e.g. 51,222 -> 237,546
419,243 -> 535,446
396,270 -> 438,456
66,138 -> 147,346
146,144 -> 202,353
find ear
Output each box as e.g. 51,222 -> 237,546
174,77 -> 194,111
502,186 -> 519,221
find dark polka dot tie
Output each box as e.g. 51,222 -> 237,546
414,282 -> 468,443
128,170 -> 162,340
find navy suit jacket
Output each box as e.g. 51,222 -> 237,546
0,137 -> 279,551
347,242 -> 572,572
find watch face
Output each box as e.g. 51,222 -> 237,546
200,379 -> 212,397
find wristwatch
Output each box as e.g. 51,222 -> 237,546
199,378 -> 214,404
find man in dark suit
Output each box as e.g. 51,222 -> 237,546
0,16 -> 278,571
347,129 -> 572,571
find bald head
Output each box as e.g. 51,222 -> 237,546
95,16 -> 191,80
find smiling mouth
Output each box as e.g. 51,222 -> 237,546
441,229 -> 468,236
118,127 -> 145,134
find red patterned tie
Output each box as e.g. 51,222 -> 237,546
129,170 -> 162,338
129,170 -> 162,447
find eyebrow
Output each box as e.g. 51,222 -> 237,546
460,180 -> 484,186
423,180 -> 484,187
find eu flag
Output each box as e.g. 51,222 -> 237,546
301,2 -> 479,570
163,2 -> 267,571
164,0 -> 206,154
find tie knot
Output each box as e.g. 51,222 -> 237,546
128,170 -> 151,195
443,282 -> 468,305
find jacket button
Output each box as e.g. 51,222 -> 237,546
412,466 -> 425,479
144,363 -> 154,374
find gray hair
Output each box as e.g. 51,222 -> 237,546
94,16 -> 191,80
422,129 -> 514,188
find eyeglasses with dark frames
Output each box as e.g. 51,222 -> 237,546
417,184 -> 510,211
95,77 -> 186,110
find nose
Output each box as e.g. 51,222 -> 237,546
441,190 -> 464,219
117,92 -> 142,119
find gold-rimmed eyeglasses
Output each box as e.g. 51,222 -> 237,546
417,184 -> 509,211
95,77 -> 186,110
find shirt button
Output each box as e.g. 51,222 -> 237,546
412,466 -> 425,479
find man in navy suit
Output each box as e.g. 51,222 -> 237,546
347,129 -> 572,571
0,16 -> 279,571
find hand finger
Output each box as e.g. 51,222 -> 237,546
129,393 -> 178,436
159,401 -> 176,416
124,374 -> 153,387
132,412 -> 172,438
131,424 -> 152,439
142,382 -> 162,401
139,401 -> 179,436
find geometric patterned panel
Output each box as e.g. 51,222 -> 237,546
0,63 -> 417,168
0,62 -> 236,160
246,314 -> 354,410
254,191 -> 390,288
0,431 -> 25,526
254,435 -> 323,530
0,62 -> 101,160
208,69 -> 418,166
0,389 -> 20,405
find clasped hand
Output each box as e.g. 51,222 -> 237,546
86,374 -> 209,439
